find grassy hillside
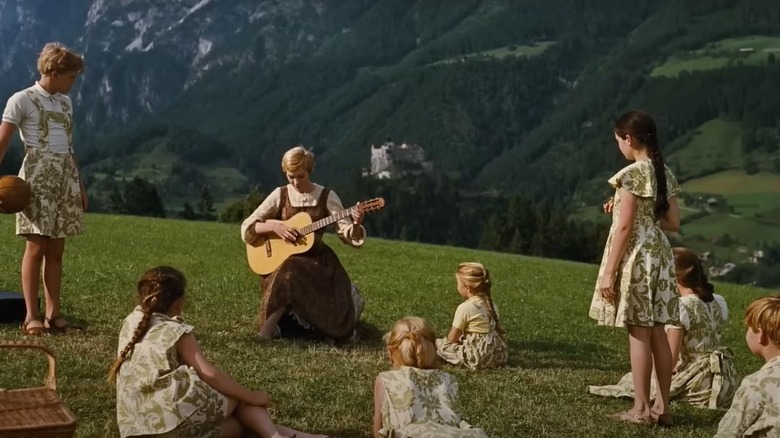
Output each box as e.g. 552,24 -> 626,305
681,170 -> 780,245
431,41 -> 555,65
682,170 -> 780,195
651,35 -> 780,78
0,214 -> 774,437
667,119 -> 744,181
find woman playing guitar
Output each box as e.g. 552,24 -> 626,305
241,146 -> 366,343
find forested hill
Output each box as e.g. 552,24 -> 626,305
0,0 -> 778,205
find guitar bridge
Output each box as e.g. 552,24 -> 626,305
265,239 -> 272,257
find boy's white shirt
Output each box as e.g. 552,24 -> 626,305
2,82 -> 72,153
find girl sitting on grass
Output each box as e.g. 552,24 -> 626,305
373,316 -> 489,437
436,262 -> 508,370
589,248 -> 737,415
109,266 -> 327,438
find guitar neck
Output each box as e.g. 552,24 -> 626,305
298,207 -> 356,235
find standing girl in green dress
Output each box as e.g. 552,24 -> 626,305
109,266 -> 327,438
589,247 -> 737,412
588,110 -> 681,426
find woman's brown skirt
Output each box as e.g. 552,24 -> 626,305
260,242 -> 356,341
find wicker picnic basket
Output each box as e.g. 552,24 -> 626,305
0,342 -> 77,437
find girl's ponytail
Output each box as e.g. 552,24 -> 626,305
673,247 -> 715,303
108,267 -> 186,384
614,111 -> 669,219
648,137 -> 669,220
694,268 -> 715,303
108,308 -> 153,384
458,263 -> 506,338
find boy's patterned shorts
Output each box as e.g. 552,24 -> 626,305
16,148 -> 83,238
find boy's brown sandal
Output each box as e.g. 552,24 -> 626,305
651,411 -> 673,427
44,315 -> 84,334
20,318 -> 45,336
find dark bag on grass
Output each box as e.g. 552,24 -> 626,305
0,291 -> 28,323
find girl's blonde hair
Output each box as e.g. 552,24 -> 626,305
745,296 -> 780,347
384,317 -> 439,369
108,266 -> 186,384
456,262 -> 505,337
281,145 -> 315,173
37,42 -> 84,76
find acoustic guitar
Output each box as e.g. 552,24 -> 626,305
246,197 -> 385,275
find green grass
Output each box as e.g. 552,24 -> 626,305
683,213 -> 780,245
668,119 -> 743,181
651,35 -> 780,77
682,170 -> 780,195
0,214 -> 775,437
680,171 -> 780,242
431,42 -> 555,65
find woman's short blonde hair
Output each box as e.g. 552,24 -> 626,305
281,145 -> 315,173
37,42 -> 85,76
383,317 -> 439,369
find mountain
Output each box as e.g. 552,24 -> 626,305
1,0 -> 779,209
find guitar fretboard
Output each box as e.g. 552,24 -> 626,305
298,207 -> 356,235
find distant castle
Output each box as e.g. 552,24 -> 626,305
363,138 -> 433,179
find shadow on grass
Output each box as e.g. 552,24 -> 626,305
353,320 -> 385,346
320,429 -> 369,438
229,319 -> 386,351
508,339 -> 625,371
242,429 -> 367,438
0,312 -> 90,335
668,407 -> 725,429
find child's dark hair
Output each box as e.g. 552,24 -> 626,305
672,247 -> 714,303
614,110 -> 669,219
456,262 -> 506,338
108,266 -> 186,384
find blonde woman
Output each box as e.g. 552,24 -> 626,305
241,146 -> 365,342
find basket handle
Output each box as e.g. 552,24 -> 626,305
0,341 -> 57,390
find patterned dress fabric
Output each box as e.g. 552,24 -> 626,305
436,298 -> 508,370
714,356 -> 780,438
378,367 -> 489,438
15,88 -> 83,237
116,307 -> 228,438
259,186 -> 358,341
589,294 -> 738,409
589,161 -> 681,327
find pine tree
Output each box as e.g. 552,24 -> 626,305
197,185 -> 216,221
108,182 -> 125,214
123,177 -> 165,218
179,202 -> 197,220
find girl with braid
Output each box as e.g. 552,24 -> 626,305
373,317 -> 489,438
589,248 -> 737,414
436,262 -> 508,370
109,266 -> 327,438
588,110 -> 682,426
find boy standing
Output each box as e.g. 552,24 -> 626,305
0,42 -> 87,335
715,296 -> 780,437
